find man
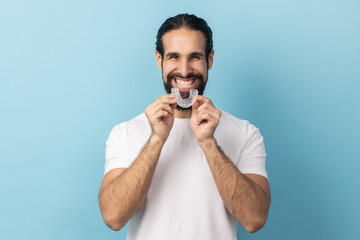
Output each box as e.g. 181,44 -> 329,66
98,13 -> 271,240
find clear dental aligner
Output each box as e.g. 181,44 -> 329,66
171,88 -> 198,108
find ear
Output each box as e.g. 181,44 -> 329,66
155,50 -> 163,70
207,49 -> 214,70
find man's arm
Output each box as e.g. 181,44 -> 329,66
190,95 -> 271,233
98,94 -> 177,231
99,135 -> 165,231
199,138 -> 270,233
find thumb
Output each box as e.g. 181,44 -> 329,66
193,95 -> 201,109
192,98 -> 199,115
191,98 -> 199,125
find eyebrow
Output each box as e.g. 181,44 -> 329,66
189,52 -> 205,57
165,52 -> 205,57
165,52 -> 179,57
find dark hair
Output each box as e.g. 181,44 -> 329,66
156,13 -> 213,64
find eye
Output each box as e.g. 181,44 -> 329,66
191,55 -> 201,60
169,55 -> 178,60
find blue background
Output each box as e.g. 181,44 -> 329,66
1,0 -> 359,239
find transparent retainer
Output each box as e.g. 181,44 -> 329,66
171,88 -> 198,108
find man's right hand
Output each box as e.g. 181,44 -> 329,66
100,94 -> 176,230
145,94 -> 177,142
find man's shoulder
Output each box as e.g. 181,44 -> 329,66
126,112 -> 148,125
219,109 -> 251,127
111,112 -> 149,132
218,109 -> 262,137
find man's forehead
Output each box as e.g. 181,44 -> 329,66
162,28 -> 206,54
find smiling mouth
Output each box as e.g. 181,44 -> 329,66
173,77 -> 196,89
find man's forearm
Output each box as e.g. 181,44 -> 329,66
199,138 -> 270,233
99,135 -> 165,230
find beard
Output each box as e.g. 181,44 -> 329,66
163,71 -> 208,111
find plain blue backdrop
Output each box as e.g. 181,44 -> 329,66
1,0 -> 359,239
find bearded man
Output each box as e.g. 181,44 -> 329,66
99,13 -> 271,240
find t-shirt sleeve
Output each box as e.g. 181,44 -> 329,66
237,124 -> 268,179
104,123 -> 132,175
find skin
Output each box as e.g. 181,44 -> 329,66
98,27 -> 271,233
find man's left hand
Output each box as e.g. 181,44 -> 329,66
190,95 -> 222,144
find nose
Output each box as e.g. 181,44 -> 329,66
179,59 -> 191,77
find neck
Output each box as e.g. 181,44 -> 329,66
175,109 -> 192,118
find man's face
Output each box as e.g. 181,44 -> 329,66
155,28 -> 214,109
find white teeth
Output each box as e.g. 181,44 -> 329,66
175,78 -> 195,87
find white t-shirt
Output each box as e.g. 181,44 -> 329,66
104,110 -> 268,240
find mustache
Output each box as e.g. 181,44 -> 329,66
167,72 -> 204,81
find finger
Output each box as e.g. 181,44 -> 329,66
190,102 -> 199,121
146,102 -> 174,120
157,93 -> 175,99
151,95 -> 176,108
192,96 -> 214,123
156,98 -> 177,105
155,103 -> 175,115
169,103 -> 177,109
197,108 -> 221,125
197,112 -> 211,125
154,110 -> 171,120
197,112 -> 219,126
197,103 -> 219,119
151,95 -> 176,110
159,94 -> 176,101
193,95 -> 211,105
192,99 -> 200,110
198,109 -> 217,120
197,102 -> 213,112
